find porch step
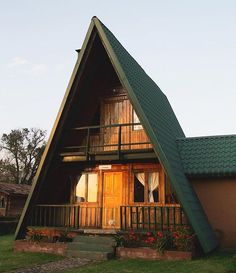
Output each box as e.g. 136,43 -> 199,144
66,235 -> 115,261
83,229 -> 117,235
66,249 -> 114,260
68,241 -> 114,252
73,235 -> 115,245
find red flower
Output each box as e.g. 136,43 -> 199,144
157,231 -> 163,238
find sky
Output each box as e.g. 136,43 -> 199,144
0,0 -> 236,138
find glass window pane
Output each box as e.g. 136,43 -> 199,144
148,172 -> 159,203
133,110 -> 143,130
134,172 -> 145,202
76,174 -> 86,202
87,174 -> 98,202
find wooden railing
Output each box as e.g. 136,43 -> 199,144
62,123 -> 152,159
29,204 -> 187,231
29,205 -> 102,229
120,205 -> 187,231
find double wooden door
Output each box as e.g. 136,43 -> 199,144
102,172 -> 122,228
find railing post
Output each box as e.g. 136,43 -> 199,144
160,207 -> 163,231
117,125 -> 122,159
136,206 -> 139,230
130,206 -> 133,229
166,207 -> 170,228
180,207 -> 183,226
120,206 -> 123,230
148,206 -> 151,230
154,206 -> 157,230
124,206 -> 127,230
142,207 -> 145,230
173,207 -> 176,228
86,128 -> 90,161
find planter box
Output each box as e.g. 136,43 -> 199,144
14,240 -> 67,255
116,247 -> 192,260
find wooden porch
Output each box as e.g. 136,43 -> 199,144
29,204 -> 187,231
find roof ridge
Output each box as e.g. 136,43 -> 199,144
177,134 -> 236,141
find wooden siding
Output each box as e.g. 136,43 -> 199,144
88,93 -> 152,152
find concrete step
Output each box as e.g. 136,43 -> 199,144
73,235 -> 115,245
68,241 -> 114,252
83,229 -> 117,235
65,249 -> 114,260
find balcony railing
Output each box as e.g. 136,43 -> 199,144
29,204 -> 187,231
120,205 -> 187,231
61,123 -> 153,161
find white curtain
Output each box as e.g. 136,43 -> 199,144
148,172 -> 159,202
135,172 -> 145,186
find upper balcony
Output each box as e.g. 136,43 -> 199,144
60,123 -> 156,162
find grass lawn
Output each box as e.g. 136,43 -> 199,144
65,251 -> 236,273
0,234 -> 63,272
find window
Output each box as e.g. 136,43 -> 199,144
134,172 -> 159,203
134,173 -> 145,202
76,173 -> 98,202
132,109 -> 143,130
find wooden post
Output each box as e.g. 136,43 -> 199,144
124,206 -> 127,230
86,128 -> 90,161
148,206 -> 151,230
130,206 -> 133,228
142,207 -> 145,230
120,206 -> 123,230
173,207 -> 176,228
180,207 -> 183,225
118,125 -> 122,159
166,207 -> 170,228
135,206 -> 139,230
154,206 -> 157,230
160,207 -> 163,231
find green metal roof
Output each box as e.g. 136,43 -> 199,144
15,17 -> 218,253
95,18 -> 218,253
177,135 -> 236,177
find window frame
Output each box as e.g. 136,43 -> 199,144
132,170 -> 161,205
76,172 -> 98,203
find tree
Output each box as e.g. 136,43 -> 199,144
0,128 -> 46,184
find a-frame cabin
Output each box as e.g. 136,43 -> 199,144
15,17 -> 218,253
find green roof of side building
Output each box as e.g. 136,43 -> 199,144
177,135 -> 236,177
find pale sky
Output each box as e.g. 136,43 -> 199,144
0,0 -> 236,138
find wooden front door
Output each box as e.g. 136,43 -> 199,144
103,172 -> 122,228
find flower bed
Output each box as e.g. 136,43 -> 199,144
116,247 -> 192,260
14,240 -> 67,255
25,227 -> 77,243
14,227 -> 77,255
115,226 -> 195,260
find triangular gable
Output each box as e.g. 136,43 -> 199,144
15,17 -> 218,253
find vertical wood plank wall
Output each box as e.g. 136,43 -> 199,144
89,93 -> 152,151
